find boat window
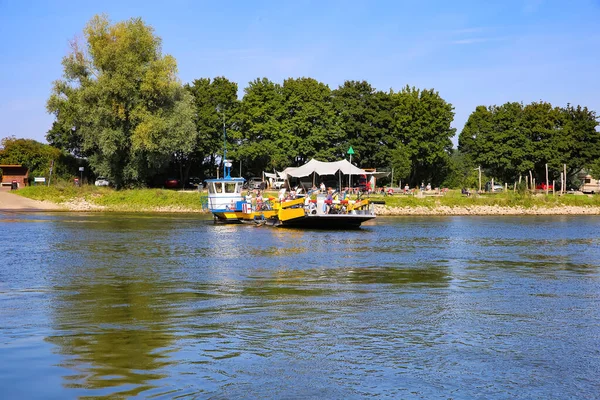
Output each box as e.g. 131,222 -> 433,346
225,182 -> 237,193
215,182 -> 223,193
208,182 -> 215,194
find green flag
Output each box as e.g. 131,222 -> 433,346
347,146 -> 355,155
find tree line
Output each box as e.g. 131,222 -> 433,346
36,15 -> 600,189
0,136 -> 82,182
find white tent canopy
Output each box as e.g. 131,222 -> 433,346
368,171 -> 390,179
279,158 -> 368,179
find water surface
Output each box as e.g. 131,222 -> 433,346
1,213 -> 599,398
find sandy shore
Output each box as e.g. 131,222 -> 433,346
4,190 -> 600,215
58,202 -> 600,215
0,190 -> 63,211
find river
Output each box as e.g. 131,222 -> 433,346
1,213 -> 599,399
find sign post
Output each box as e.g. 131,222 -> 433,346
79,167 -> 84,186
347,146 -> 355,191
48,160 -> 54,186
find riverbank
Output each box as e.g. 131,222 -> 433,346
0,189 -> 63,211
375,204 -> 600,215
11,185 -> 600,215
13,186 -> 205,212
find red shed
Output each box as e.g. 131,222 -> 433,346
0,165 -> 29,188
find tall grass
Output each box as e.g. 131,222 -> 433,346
17,184 -> 205,211
16,186 -> 600,212
369,190 -> 600,208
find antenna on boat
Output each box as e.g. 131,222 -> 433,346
217,105 -> 232,179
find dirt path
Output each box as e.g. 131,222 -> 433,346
0,189 -> 63,211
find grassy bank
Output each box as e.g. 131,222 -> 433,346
17,185 -> 206,212
15,185 -> 600,213
365,190 -> 600,208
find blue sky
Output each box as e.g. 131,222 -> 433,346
1,0 -> 599,145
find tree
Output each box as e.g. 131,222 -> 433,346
281,77 -> 340,164
237,78 -> 286,173
185,77 -> 239,179
332,81 -> 395,168
0,136 -> 78,180
390,142 -> 412,183
459,102 -> 533,183
459,101 -> 600,186
47,14 -> 196,187
442,150 -> 479,189
392,86 -> 455,186
559,104 -> 600,182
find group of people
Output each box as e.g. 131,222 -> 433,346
245,189 -> 266,211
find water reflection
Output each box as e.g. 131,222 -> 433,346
1,213 -> 600,398
47,278 -> 174,397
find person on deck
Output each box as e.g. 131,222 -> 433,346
245,190 -> 253,211
256,191 -> 264,210
325,189 -> 333,214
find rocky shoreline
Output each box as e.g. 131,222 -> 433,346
6,194 -> 600,215
59,201 -> 600,215
374,204 -> 600,215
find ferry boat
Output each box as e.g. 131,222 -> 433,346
206,178 -> 375,228
204,129 -> 375,227
265,193 -> 375,229
205,175 -> 278,223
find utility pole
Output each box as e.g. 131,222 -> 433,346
563,164 -> 567,194
48,160 -> 54,186
347,146 -> 355,190
545,163 -> 549,195
475,166 -> 481,193
217,105 -> 231,179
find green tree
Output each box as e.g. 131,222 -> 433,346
47,14 -> 196,187
392,86 -> 455,186
459,101 -> 600,186
332,81 -> 396,168
442,150 -> 479,189
0,136 -> 78,180
390,142 -> 412,183
281,77 -> 340,164
460,102 -> 534,183
559,104 -> 600,182
185,77 -> 239,179
237,78 -> 286,173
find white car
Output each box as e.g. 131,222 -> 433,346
94,177 -> 110,187
273,179 -> 286,189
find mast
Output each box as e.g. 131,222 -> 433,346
218,105 -> 231,179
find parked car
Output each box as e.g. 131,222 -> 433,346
535,183 -> 554,191
94,177 -> 110,187
273,179 -> 286,189
187,176 -> 201,189
485,181 -> 504,192
580,175 -> 600,194
352,174 -> 367,191
164,178 -> 180,188
248,177 -> 263,190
